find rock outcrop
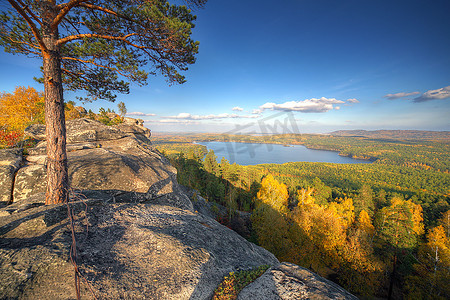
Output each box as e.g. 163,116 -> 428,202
0,148 -> 22,206
9,118 -> 191,210
0,118 -> 358,299
0,194 -> 278,299
238,263 -> 358,299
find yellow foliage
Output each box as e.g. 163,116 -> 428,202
296,187 -> 316,207
327,197 -> 355,228
256,174 -> 289,213
427,225 -> 449,253
65,101 -> 82,120
439,210 -> 450,240
385,197 -> 424,236
0,86 -> 44,132
252,174 -> 292,258
358,210 -> 375,237
410,200 -> 425,236
289,189 -> 382,295
407,225 -> 450,299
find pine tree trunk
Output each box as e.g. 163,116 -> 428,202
42,12 -> 69,205
387,253 -> 397,300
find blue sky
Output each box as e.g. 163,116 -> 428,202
0,0 -> 449,133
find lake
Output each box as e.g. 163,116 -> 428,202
196,141 -> 372,165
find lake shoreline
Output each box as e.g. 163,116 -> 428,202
194,140 -> 374,165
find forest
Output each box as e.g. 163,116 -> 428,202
152,132 -> 450,299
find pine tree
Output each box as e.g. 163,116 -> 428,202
1,0 -> 205,204
354,184 -> 375,217
374,197 -> 424,299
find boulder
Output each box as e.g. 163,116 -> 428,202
13,135 -> 191,210
12,118 -> 172,207
74,106 -> 87,116
116,123 -> 151,138
0,196 -> 279,299
238,262 -> 358,300
0,148 -> 23,206
123,117 -> 145,126
23,124 -> 45,140
25,118 -> 150,145
65,118 -> 127,143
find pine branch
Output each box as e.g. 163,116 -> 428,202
61,56 -> 129,78
6,0 -> 47,53
56,33 -> 137,46
52,0 -> 86,31
15,0 -> 42,26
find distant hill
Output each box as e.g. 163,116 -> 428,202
329,129 -> 450,141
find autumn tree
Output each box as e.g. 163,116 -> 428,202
439,210 -> 450,239
0,0 -> 206,204
64,100 -> 82,120
251,174 -> 291,258
0,86 -> 45,132
407,225 -> 450,299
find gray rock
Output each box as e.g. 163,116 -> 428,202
26,118 -> 127,145
23,124 -> 45,140
27,141 -> 98,156
0,148 -> 23,205
12,135 -> 192,210
116,123 -> 151,138
13,164 -> 46,202
123,117 -> 145,126
66,118 -> 126,142
0,198 -> 279,299
238,262 -> 358,300
25,118 -> 151,147
75,106 -> 87,115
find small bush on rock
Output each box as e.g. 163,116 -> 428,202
212,265 -> 270,300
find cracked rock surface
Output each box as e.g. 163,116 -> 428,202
0,195 -> 278,299
3,118 -> 192,210
0,148 -> 23,206
238,262 -> 358,300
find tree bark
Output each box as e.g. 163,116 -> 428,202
42,5 -> 69,205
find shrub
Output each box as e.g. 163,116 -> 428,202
212,265 -> 270,300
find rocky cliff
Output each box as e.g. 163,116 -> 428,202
0,119 -> 357,299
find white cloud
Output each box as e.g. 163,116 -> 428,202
163,112 -> 259,120
384,91 -> 420,100
158,119 -> 201,124
334,106 -> 341,110
258,97 -> 345,113
347,98 -> 359,103
126,112 -> 156,116
414,86 -> 450,103
232,106 -> 244,111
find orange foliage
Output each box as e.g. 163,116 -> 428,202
358,210 -> 375,237
0,86 -> 44,132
